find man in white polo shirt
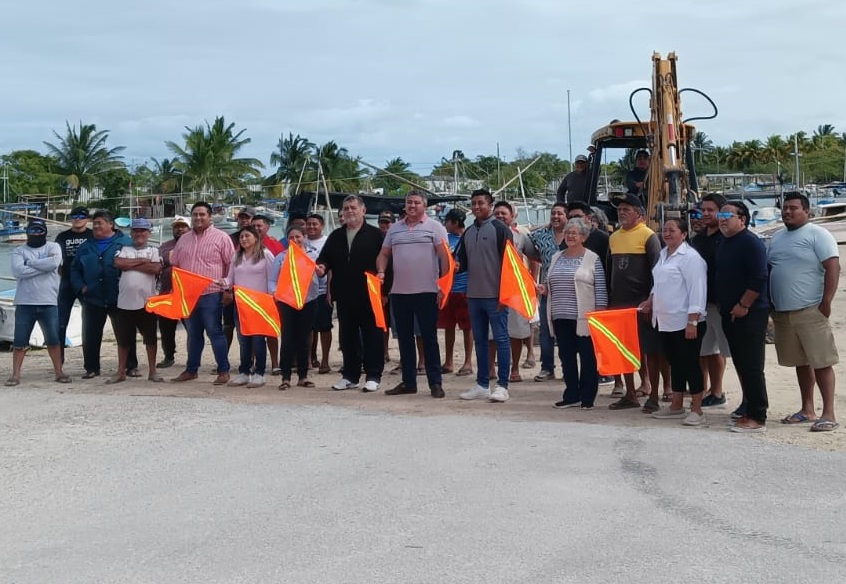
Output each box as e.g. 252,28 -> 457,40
376,190 -> 450,398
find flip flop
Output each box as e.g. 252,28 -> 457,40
635,389 -> 650,398
781,412 -> 815,424
318,366 -> 331,374
105,375 -> 126,385
456,366 -> 473,376
297,379 -> 316,388
521,359 -> 535,369
441,365 -> 454,374
641,399 -> 660,414
148,374 -> 165,383
608,397 -> 640,410
54,375 -> 72,383
5,378 -> 19,386
278,380 -> 291,391
810,419 -> 839,432
509,373 -> 523,383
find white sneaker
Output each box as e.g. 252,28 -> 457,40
651,407 -> 687,419
489,385 -> 510,403
246,374 -> 266,388
682,411 -> 705,426
460,384 -> 490,400
332,378 -> 359,390
362,380 -> 380,392
228,373 -> 250,386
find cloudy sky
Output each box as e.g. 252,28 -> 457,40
1,0 -> 844,175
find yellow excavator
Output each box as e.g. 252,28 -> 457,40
586,52 -> 718,229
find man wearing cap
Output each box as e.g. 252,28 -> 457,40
55,206 -> 93,362
232,206 -> 256,246
156,216 -> 191,368
625,149 -> 650,196
110,218 -> 163,384
170,202 -> 235,385
607,193 -> 662,412
556,155 -> 591,205
70,210 -> 138,379
378,211 -> 395,234
6,218 -> 71,386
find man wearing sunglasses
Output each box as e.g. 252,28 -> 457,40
55,206 -> 92,362
715,200 -> 769,433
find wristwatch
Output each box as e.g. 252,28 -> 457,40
687,319 -> 699,326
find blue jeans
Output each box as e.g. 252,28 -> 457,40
553,319 -> 599,407
391,292 -> 442,389
538,295 -> 555,374
14,304 -> 60,348
468,298 -> 509,389
185,293 -> 230,374
234,306 -> 267,376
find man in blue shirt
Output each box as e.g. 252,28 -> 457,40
437,208 -> 473,376
768,192 -> 840,431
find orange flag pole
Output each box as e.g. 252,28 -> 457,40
437,239 -> 455,309
585,308 -> 642,375
274,243 -> 316,309
499,239 -> 537,320
365,272 -> 387,331
146,267 -> 214,319
234,286 -> 282,337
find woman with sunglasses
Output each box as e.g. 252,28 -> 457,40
639,217 -> 708,426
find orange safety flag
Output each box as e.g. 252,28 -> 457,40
586,308 -> 642,375
499,239 -> 537,320
365,272 -> 387,331
234,286 -> 282,337
437,239 -> 455,309
274,243 -> 316,309
145,267 -> 214,319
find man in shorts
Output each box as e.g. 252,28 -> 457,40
110,218 -> 163,383
305,213 -> 333,374
769,192 -> 840,431
438,208 -> 473,376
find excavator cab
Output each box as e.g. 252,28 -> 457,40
585,52 -> 717,230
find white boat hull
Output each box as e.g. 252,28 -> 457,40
0,296 -> 82,347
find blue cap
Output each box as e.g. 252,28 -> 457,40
26,218 -> 48,234
130,218 -> 153,231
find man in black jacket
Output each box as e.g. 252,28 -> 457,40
316,195 -> 387,391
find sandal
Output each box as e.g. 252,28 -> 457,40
311,358 -> 320,368
318,366 -> 331,375
610,385 -> 625,398
635,389 -> 650,398
297,379 -> 316,388
5,378 -> 19,386
456,366 -> 473,376
608,397 -> 640,410
521,359 -> 535,369
148,374 -> 165,383
127,369 -> 142,378
509,373 -> 523,383
781,412 -> 815,424
810,419 -> 840,432
105,375 -> 126,385
441,365 -> 454,374
82,371 -> 99,379
641,399 -> 660,414
54,375 -> 72,383
278,380 -> 291,391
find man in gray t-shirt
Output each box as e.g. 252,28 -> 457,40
456,189 -> 513,402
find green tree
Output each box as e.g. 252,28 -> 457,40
43,121 -> 125,195
373,157 -> 422,195
270,132 -> 314,190
166,116 -> 264,199
0,150 -> 63,198
691,131 -> 713,163
308,141 -> 364,193
150,157 -> 182,194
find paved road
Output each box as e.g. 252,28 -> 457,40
1,389 -> 844,583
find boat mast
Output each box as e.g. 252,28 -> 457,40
1,164 -> 7,204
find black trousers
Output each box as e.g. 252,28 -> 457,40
279,300 -> 317,380
336,299 -> 384,384
81,302 -> 137,375
660,324 -> 706,394
722,308 -> 769,423
159,316 -> 180,361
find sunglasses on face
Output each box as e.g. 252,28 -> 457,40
70,214 -> 87,220
689,211 -> 702,219
716,212 -> 736,220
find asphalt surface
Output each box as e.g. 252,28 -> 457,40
1,388 -> 844,584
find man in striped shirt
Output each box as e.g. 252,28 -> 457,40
170,202 -> 235,385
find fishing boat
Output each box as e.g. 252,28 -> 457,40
0,290 -> 83,348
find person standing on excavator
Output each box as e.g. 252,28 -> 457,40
625,149 -> 650,200
556,154 -> 590,205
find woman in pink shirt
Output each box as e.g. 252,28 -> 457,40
219,226 -> 275,388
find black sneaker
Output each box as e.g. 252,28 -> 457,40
702,393 -> 726,407
157,358 -> 175,369
731,403 -> 747,420
554,400 -> 581,409
385,382 -> 417,396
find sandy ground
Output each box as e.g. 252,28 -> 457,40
5,289 -> 846,454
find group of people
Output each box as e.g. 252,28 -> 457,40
7,185 -> 840,434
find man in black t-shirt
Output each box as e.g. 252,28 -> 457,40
54,206 -> 93,362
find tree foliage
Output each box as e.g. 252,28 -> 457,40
42,121 -> 125,195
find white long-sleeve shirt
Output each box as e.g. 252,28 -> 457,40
11,242 -> 62,306
651,241 -> 707,332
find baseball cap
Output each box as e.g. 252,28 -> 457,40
238,206 -> 257,218
26,218 -> 48,235
378,211 -> 395,223
618,193 -> 645,211
635,149 -> 650,158
172,215 -> 190,227
574,155 -> 588,163
130,218 -> 153,231
70,206 -> 89,219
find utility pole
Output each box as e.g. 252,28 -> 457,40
793,133 -> 801,189
0,164 -> 8,204
567,89 -> 573,168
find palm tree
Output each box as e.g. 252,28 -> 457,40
691,131 -> 714,163
270,132 -> 313,189
374,157 -> 418,194
165,116 -> 264,199
43,121 -> 126,195
150,157 -> 181,193
311,141 -> 364,192
812,124 -> 837,150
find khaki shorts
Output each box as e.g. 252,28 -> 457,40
700,302 -> 731,357
772,306 -> 839,369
